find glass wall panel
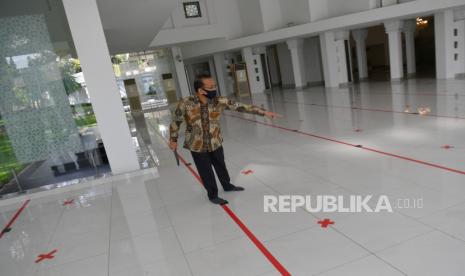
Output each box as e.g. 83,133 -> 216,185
0,0 -> 110,198
111,49 -> 180,169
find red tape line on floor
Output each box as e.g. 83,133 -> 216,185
228,114 -> 465,176
0,199 -> 30,239
261,100 -> 465,120
172,148 -> 291,276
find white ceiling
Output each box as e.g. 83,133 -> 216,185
0,0 -> 177,55
96,0 -> 178,54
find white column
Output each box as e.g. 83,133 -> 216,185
403,19 -> 417,77
213,53 -> 228,96
435,9 -> 455,79
63,0 -> 139,174
241,47 -> 265,94
384,20 -> 404,81
171,47 -> 191,97
319,31 -> 339,88
352,29 -> 369,80
286,38 -> 306,88
335,30 -> 350,85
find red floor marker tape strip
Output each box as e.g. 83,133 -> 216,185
35,249 -> 57,263
173,150 -> 291,275
0,199 -> 30,239
228,114 -> 465,176
222,205 -> 291,275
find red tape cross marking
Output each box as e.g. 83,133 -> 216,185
242,169 -> 254,175
0,199 -> 30,239
228,114 -> 465,176
160,136 -> 290,276
63,199 -> 74,206
318,219 -> 334,228
35,249 -> 57,263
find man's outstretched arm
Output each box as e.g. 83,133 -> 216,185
220,97 -> 280,119
169,100 -> 186,150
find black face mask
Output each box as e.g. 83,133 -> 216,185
203,89 -> 217,99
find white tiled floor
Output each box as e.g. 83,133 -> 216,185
1,79 -> 465,275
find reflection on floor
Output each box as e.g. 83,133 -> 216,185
1,79 -> 465,276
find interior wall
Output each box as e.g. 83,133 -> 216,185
279,0 -> 310,26
308,0 -> 329,22
452,20 -> 465,75
242,48 -> 266,93
415,16 -> 435,75
366,25 -> 389,69
210,0 -> 243,39
237,0 -> 264,36
328,0 -> 372,17
260,0 -> 283,31
185,58 -> 213,91
266,46 -> 281,86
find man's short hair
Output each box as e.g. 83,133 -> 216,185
194,74 -> 212,91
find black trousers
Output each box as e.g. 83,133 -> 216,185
191,146 -> 233,199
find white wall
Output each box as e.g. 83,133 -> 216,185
237,0 -> 264,36
308,0 -> 329,22
260,0 -> 284,31
276,42 -> 295,87
242,47 -> 266,93
303,36 -> 324,84
216,0 -> 243,39
279,0 -> 310,26
452,20 -> 465,75
328,0 -> 372,18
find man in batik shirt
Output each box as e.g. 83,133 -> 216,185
169,74 -> 279,205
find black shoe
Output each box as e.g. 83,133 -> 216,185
209,197 -> 228,205
224,185 -> 245,192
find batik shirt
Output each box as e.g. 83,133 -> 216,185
169,95 -> 266,153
